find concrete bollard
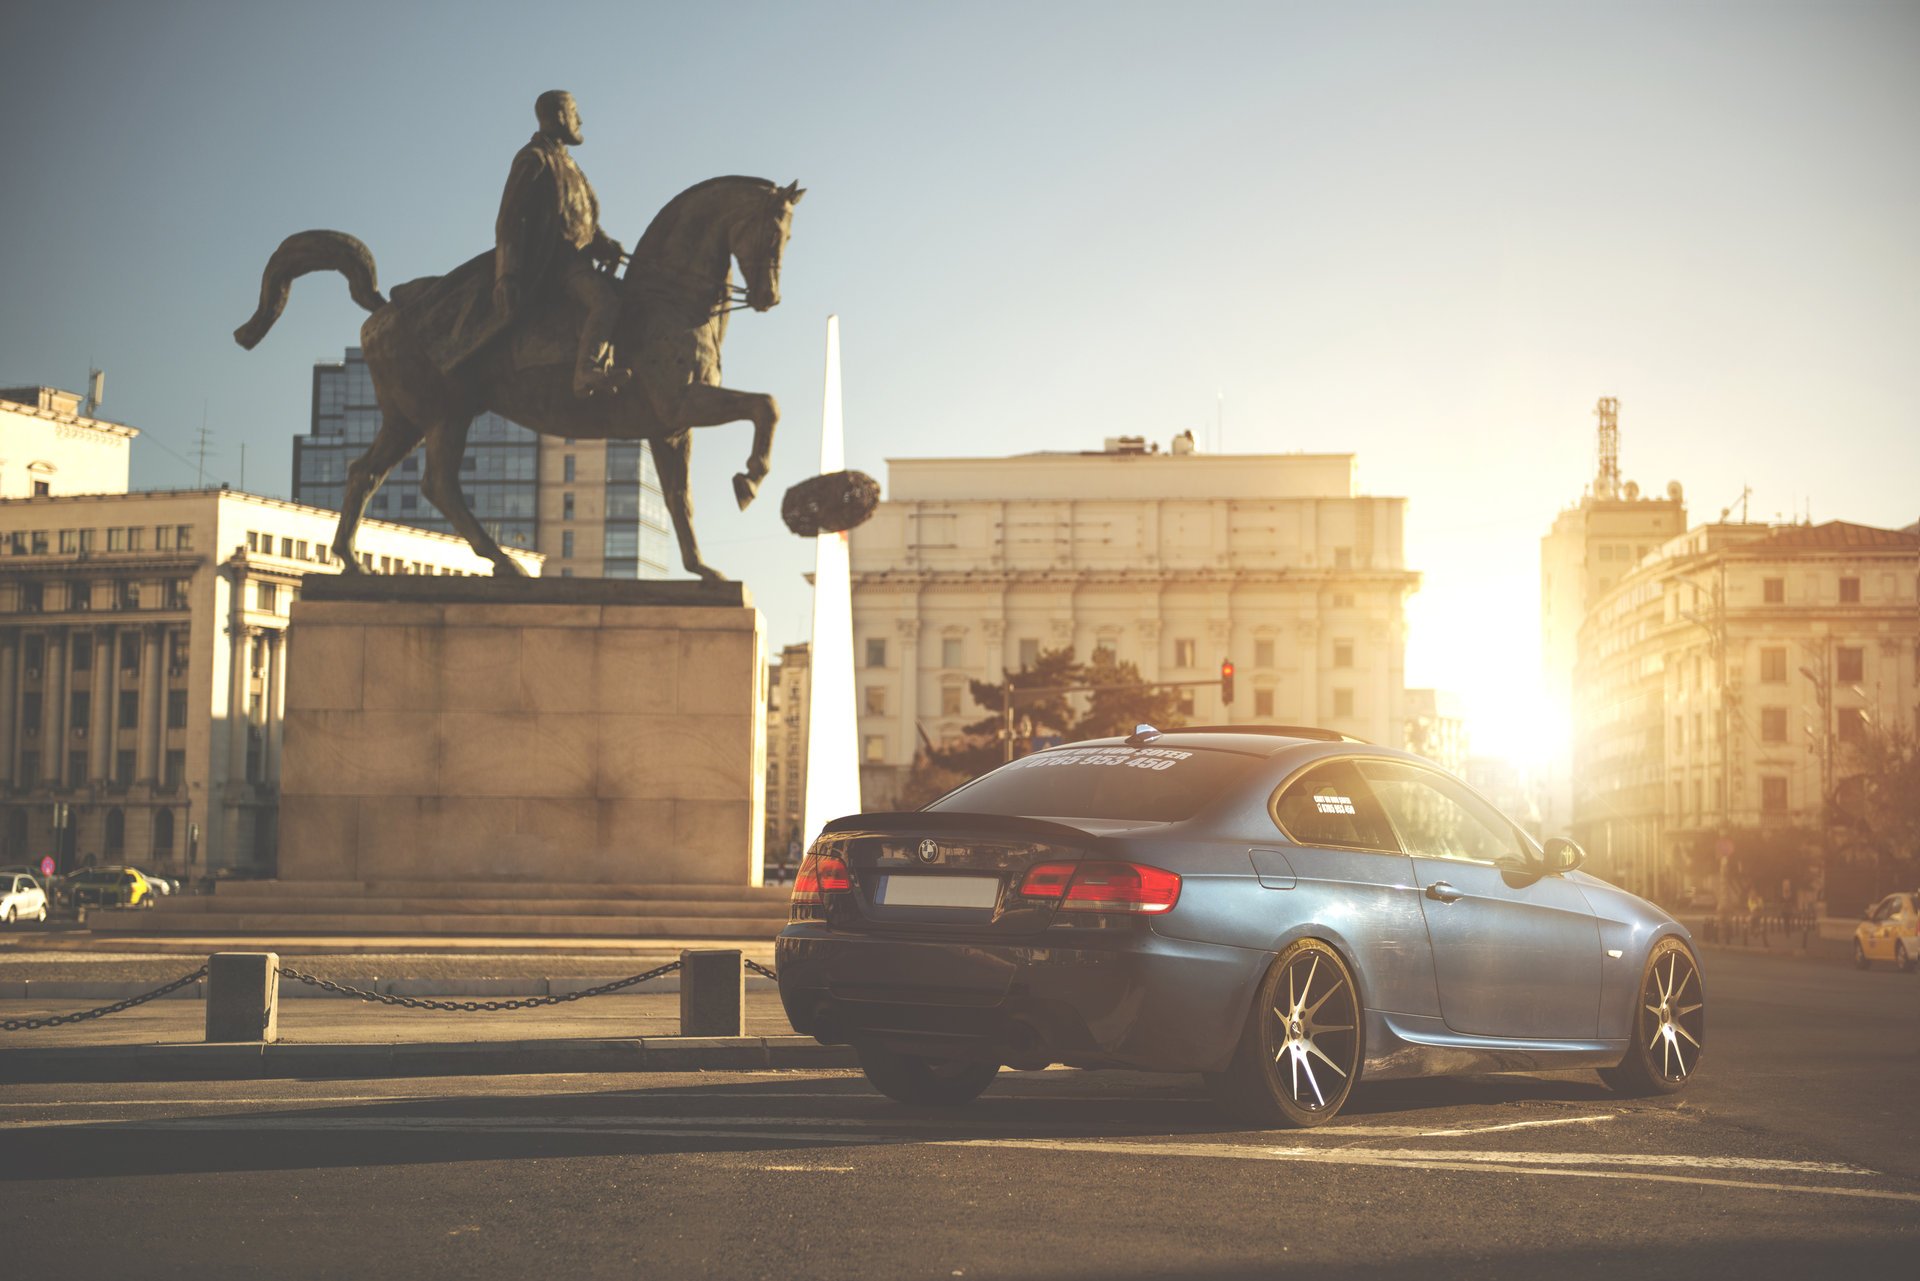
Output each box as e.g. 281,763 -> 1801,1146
206,952 -> 280,1043
678,949 -> 745,1037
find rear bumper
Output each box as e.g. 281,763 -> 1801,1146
775,922 -> 1266,1073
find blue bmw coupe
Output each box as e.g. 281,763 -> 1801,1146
776,725 -> 1704,1127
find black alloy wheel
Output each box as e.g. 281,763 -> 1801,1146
1208,938 -> 1363,1128
2,906 -> 13,925
1600,937 -> 1705,1096
1853,940 -> 1871,970
856,1043 -> 1001,1107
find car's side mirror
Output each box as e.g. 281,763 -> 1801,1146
1541,837 -> 1585,874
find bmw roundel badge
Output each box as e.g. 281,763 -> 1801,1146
916,838 -> 939,864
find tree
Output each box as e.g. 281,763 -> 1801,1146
1839,721 -> 1920,867
1072,650 -> 1186,739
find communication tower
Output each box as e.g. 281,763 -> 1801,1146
1594,396 -> 1620,499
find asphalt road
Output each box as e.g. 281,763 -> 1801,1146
3,949 -> 1915,1280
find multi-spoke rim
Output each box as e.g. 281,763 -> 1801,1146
1268,950 -> 1359,1111
1640,949 -> 1704,1082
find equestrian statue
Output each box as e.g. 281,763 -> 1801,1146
234,89 -> 804,580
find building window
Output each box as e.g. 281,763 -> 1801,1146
163,750 -> 185,791
258,583 -> 278,612
68,581 -> 90,612
58,530 -> 78,554
175,525 -> 193,550
1763,577 -> 1784,604
1254,689 -> 1275,717
68,751 -> 87,786
865,638 -> 887,669
1332,592 -> 1355,608
1839,577 -> 1860,603
1837,647 -> 1863,684
71,634 -> 91,672
167,690 -> 188,729
563,493 -> 575,521
1333,689 -> 1355,718
156,526 -> 175,550
864,686 -> 886,716
1174,638 -> 1196,667
1254,638 -> 1275,668
114,750 -> 134,786
1176,688 -> 1195,716
1838,707 -> 1868,745
69,691 -> 90,732
561,531 -> 575,559
1761,776 -> 1788,813
941,636 -> 963,668
1759,647 -> 1787,683
33,479 -> 49,497
21,581 -> 43,613
1332,640 -> 1354,669
1092,640 -> 1116,664
18,750 -> 38,784
1761,708 -> 1787,743
118,581 -> 140,610
863,734 -> 885,763
941,685 -> 963,716
1332,547 -> 1353,570
166,579 -> 190,610
1018,638 -> 1039,669
280,538 -> 294,558
23,634 -> 44,674
120,634 -> 139,670
563,455 -> 576,483
118,690 -> 140,727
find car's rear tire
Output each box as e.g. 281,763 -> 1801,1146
1206,938 -> 1363,1128
1898,943 -> 1916,974
1853,940 -> 1870,970
1599,936 -> 1704,1097
856,1043 -> 1000,1107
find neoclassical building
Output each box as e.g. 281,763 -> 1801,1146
1572,519 -> 1920,904
0,486 -> 538,877
849,437 -> 1418,807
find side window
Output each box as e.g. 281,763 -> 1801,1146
1272,760 -> 1399,854
1359,760 -> 1524,864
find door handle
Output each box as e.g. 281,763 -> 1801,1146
1425,881 -> 1463,903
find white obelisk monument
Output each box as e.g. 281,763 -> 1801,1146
802,315 -> 862,847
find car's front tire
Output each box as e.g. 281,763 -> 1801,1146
1,906 -> 14,926
856,1043 -> 1000,1107
1600,936 -> 1704,1097
1206,938 -> 1363,1128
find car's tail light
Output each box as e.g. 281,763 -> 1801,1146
790,852 -> 853,905
1018,861 -> 1181,914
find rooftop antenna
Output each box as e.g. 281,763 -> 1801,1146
1216,391 -> 1224,453
83,366 -> 105,417
1594,396 -> 1620,499
194,402 -> 213,487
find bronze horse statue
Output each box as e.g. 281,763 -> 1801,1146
234,175 -> 804,579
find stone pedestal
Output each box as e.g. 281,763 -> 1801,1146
278,578 -> 766,887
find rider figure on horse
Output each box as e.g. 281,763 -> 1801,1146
491,89 -> 627,398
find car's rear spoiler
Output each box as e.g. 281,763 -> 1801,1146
818,810 -> 1119,853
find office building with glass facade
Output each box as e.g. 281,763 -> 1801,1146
292,348 -> 673,577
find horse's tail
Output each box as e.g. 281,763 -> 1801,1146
233,230 -> 387,350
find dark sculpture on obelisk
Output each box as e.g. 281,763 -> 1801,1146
234,90 -> 805,580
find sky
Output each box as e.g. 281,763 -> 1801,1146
2,1 -> 1915,760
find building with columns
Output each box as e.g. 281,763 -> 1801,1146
763,641 -> 810,870
1,385 -> 136,499
1571,519 -> 1920,906
849,437 -> 1418,807
0,488 -> 538,877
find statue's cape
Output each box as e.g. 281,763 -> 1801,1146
398,252 -> 579,375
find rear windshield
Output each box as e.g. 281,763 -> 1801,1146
926,744 -> 1261,823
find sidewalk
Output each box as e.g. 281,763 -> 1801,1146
0,989 -> 856,1083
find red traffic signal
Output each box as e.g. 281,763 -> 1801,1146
1220,658 -> 1235,706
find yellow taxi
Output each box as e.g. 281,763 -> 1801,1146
66,866 -> 155,911
1853,891 -> 1919,971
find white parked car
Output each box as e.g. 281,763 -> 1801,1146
1,872 -> 49,924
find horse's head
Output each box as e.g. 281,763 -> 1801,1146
733,180 -> 805,312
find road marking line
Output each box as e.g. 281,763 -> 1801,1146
930,1139 -> 1920,1204
1267,1145 -> 1874,1176
1417,1115 -> 1617,1136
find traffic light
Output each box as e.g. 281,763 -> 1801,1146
1220,658 -> 1235,706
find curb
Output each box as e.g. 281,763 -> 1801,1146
0,1035 -> 858,1083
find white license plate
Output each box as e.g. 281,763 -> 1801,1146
872,874 -> 1001,909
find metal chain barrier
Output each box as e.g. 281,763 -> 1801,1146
744,959 -> 778,981
2,966 -> 210,1033
274,960 -> 684,1011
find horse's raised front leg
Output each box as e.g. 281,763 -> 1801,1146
648,430 -> 724,582
420,414 -> 526,577
671,383 -> 780,511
